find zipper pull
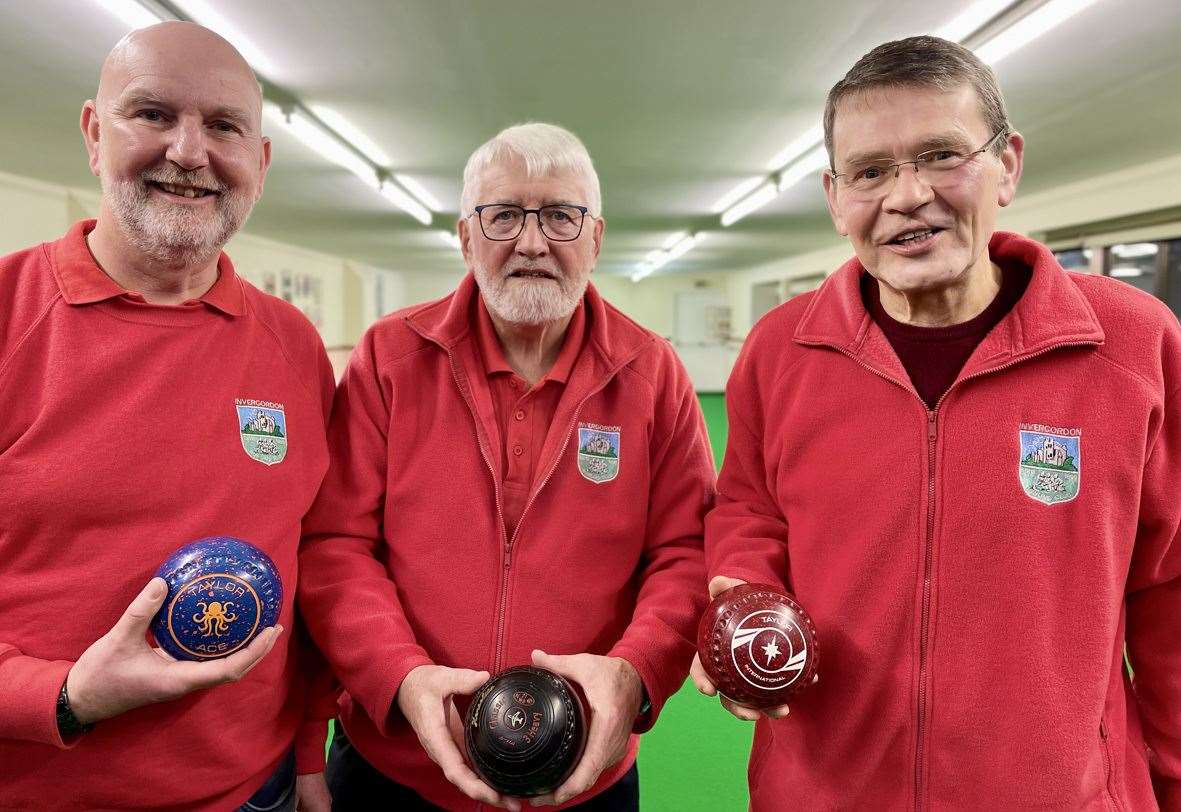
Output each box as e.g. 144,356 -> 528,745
928,412 -> 937,440
504,544 -> 512,569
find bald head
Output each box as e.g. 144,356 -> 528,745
96,21 -> 262,123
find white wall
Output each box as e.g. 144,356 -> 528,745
594,272 -> 731,339
0,172 -> 87,253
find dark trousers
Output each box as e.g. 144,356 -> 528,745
327,722 -> 639,810
237,749 -> 297,812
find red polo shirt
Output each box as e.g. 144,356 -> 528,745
472,295 -> 586,537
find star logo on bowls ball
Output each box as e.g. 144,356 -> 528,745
731,610 -> 809,690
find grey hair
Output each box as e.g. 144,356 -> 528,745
823,35 -> 1011,167
460,122 -> 601,217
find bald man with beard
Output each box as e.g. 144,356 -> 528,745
0,23 -> 332,811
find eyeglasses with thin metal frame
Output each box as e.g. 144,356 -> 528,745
470,203 -> 594,242
829,129 -> 1009,195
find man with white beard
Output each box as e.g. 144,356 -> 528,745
0,22 -> 333,811
299,123 -> 715,811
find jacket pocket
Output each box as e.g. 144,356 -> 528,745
1099,717 -> 1121,811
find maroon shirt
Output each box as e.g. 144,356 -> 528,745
863,262 -> 1030,409
472,295 -> 586,537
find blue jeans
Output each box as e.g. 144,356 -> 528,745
237,750 -> 297,812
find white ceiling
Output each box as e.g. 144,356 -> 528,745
1,0 -> 1179,277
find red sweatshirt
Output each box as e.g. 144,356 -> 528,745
0,221 -> 335,811
298,275 -> 714,810
707,232 -> 1181,811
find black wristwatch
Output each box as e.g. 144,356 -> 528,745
637,686 -> 652,718
56,679 -> 94,739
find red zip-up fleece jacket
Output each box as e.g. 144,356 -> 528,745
0,221 -> 337,811
298,274 -> 715,810
706,232 -> 1181,811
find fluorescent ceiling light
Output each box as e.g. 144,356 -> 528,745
632,233 -> 705,281
266,104 -> 377,187
776,146 -> 830,193
265,103 -> 430,225
630,263 -> 655,283
710,177 -> 766,214
380,181 -> 433,226
171,0 -> 277,76
666,233 -> 701,261
94,0 -> 166,28
974,0 -> 1102,65
935,0 -> 1014,41
766,123 -> 824,172
660,231 -> 688,250
310,106 -> 392,167
721,182 -> 778,227
394,174 -> 442,213
1110,242 -> 1158,258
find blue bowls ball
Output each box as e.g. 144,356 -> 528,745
150,537 -> 283,661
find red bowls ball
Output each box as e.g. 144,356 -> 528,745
697,583 -> 819,709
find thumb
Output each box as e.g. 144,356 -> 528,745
708,576 -> 746,599
444,668 -> 490,697
112,577 -> 168,639
531,649 -> 577,679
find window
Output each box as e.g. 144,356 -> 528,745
1102,238 -> 1181,320
1053,247 -> 1093,272
1165,238 -> 1181,320
1106,242 -> 1160,296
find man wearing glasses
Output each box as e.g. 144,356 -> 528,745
698,36 -> 1180,809
299,123 -> 714,810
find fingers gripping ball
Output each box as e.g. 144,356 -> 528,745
151,537 -> 282,661
697,583 -> 819,709
464,666 -> 587,797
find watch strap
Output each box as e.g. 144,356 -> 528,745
56,679 -> 94,739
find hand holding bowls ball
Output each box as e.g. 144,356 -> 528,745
696,583 -> 819,710
151,537 -> 282,661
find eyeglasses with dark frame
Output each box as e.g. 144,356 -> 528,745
830,129 -> 1009,196
471,203 -> 593,242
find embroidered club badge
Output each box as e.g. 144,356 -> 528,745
1018,423 -> 1081,505
576,423 -> 620,484
235,399 -> 288,465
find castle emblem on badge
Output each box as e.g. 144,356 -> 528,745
1018,423 -> 1081,504
235,399 -> 288,465
576,423 -> 620,483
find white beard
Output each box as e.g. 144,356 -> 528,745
475,265 -> 588,325
100,164 -> 255,266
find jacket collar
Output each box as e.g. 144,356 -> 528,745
793,231 -> 1104,381
51,219 -> 245,316
405,272 -> 654,376
405,273 -> 656,495
472,292 -> 585,384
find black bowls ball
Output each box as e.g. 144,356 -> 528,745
464,666 -> 587,797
